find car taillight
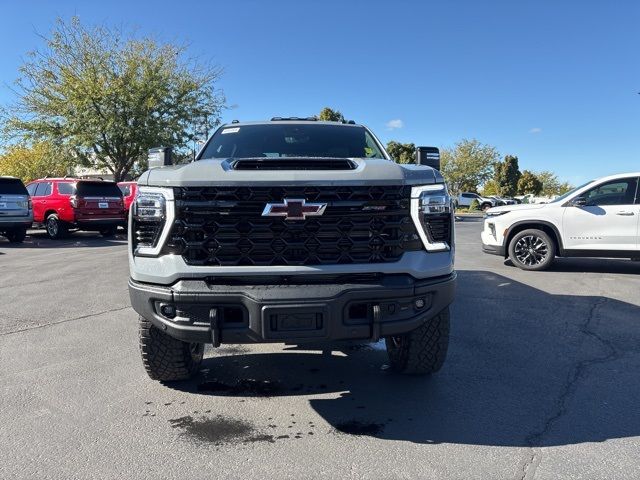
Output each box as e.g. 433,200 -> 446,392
70,195 -> 78,208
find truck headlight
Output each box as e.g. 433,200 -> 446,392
411,184 -> 453,252
132,186 -> 174,256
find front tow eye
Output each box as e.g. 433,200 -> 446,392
209,308 -> 221,347
372,304 -> 382,342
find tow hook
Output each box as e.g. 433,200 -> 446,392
209,308 -> 221,347
371,303 -> 382,342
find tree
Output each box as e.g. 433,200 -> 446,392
494,155 -> 521,197
557,181 -> 574,195
481,179 -> 500,196
536,170 -> 573,196
318,107 -> 344,122
386,141 -> 416,164
0,142 -> 75,182
2,17 -> 225,181
517,170 -> 543,195
440,139 -> 500,194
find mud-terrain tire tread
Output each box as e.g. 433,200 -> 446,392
138,316 -> 204,381
385,307 -> 450,375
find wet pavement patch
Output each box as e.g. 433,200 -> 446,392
197,378 -> 283,396
244,434 -> 276,444
335,420 -> 385,436
169,415 -> 254,444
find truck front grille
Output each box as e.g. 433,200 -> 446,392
165,186 -> 423,266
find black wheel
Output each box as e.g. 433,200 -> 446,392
100,226 -> 118,237
6,227 -> 27,243
508,228 -> 556,271
138,316 -> 204,382
385,307 -> 450,375
481,202 -> 492,211
45,214 -> 67,239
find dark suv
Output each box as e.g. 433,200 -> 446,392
26,178 -> 125,239
0,176 -> 32,243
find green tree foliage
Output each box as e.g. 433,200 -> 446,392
0,142 -> 75,182
494,155 -> 521,197
518,170 -> 543,195
557,181 -> 573,195
1,17 -> 225,181
469,199 -> 480,211
481,179 -> 500,196
440,139 -> 500,194
386,141 -> 416,164
318,107 -> 344,122
536,170 -> 573,196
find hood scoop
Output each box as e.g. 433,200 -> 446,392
229,157 -> 357,171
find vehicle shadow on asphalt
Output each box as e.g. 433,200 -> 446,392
0,231 -> 127,249
168,269 -> 640,447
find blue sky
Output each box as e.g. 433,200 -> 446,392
0,0 -> 638,184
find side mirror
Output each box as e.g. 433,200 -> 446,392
416,146 -> 440,170
570,196 -> 587,207
148,147 -> 173,169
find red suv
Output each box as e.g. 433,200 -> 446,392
117,181 -> 138,225
26,178 -> 125,239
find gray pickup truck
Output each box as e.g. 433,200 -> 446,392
0,176 -> 32,243
129,119 -> 456,382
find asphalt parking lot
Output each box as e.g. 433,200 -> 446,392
1,220 -> 639,480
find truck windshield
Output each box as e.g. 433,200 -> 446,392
198,124 -> 386,160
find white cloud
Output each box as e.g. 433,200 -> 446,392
386,119 -> 404,130
529,127 -> 542,134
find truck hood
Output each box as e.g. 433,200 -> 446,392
138,158 -> 442,187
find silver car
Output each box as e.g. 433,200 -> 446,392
0,176 -> 33,243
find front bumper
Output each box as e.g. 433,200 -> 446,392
129,272 -> 456,345
481,225 -> 506,257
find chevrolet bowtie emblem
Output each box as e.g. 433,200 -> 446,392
261,198 -> 327,221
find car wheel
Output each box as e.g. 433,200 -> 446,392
481,203 -> 492,211
385,307 -> 450,375
6,227 -> 27,243
100,226 -> 118,237
45,214 -> 67,239
508,228 -> 556,271
138,316 -> 204,382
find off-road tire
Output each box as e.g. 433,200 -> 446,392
385,307 -> 450,375
45,214 -> 67,239
138,316 -> 204,382
508,228 -> 556,271
6,227 -> 27,243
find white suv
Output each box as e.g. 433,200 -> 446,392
481,172 -> 640,270
456,192 -> 497,211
